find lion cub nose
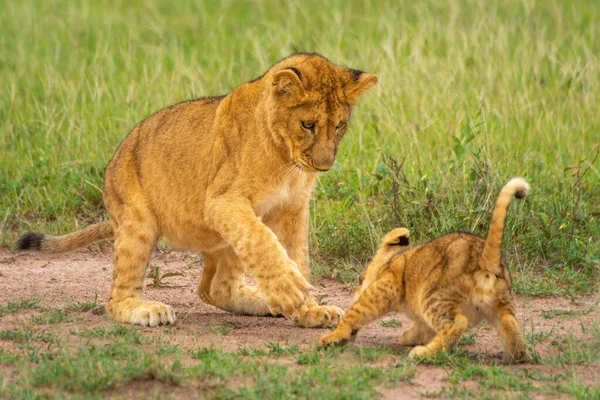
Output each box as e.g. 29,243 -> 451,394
312,156 -> 335,171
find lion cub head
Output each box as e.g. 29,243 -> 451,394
266,54 -> 377,172
354,228 -> 410,301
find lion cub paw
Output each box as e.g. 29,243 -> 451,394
106,298 -> 176,327
264,265 -> 312,317
316,330 -> 352,349
295,304 -> 344,328
408,345 -> 434,359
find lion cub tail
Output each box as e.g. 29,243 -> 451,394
479,178 -> 529,275
16,221 -> 114,254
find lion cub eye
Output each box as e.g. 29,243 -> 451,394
335,121 -> 346,130
301,121 -> 315,131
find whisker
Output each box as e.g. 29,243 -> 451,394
270,161 -> 296,183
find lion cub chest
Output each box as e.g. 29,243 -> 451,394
253,173 -> 309,217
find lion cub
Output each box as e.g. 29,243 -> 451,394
317,178 -> 530,363
15,53 -> 378,328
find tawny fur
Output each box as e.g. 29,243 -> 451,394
16,53 -> 378,328
317,178 -> 530,364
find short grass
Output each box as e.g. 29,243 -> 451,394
0,299 -> 598,399
1,0 -> 599,295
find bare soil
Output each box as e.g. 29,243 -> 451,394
1,247 -> 598,398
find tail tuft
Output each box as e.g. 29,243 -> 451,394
506,178 -> 530,200
16,232 -> 44,251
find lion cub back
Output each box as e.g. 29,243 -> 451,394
402,232 -> 511,323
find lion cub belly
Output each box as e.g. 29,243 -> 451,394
162,222 -> 228,253
460,297 -> 496,327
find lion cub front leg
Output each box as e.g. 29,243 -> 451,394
264,203 -> 343,328
198,246 -> 271,316
317,271 -> 402,348
105,209 -> 176,327
205,197 -> 312,318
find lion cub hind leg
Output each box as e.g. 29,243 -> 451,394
317,271 -> 401,348
105,209 -> 175,327
409,302 -> 468,360
199,247 -> 271,316
494,302 -> 529,364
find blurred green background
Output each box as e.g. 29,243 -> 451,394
1,0 -> 598,295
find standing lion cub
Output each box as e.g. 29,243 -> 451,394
16,53 -> 378,328
317,178 -> 530,364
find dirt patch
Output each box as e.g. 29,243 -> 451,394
1,247 -> 598,397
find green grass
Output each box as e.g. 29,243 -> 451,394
381,318 -> 403,328
71,325 -> 145,344
0,0 -> 598,295
0,299 -> 41,317
30,309 -> 72,325
0,299 -> 598,399
541,305 -> 596,319
1,320 -> 597,399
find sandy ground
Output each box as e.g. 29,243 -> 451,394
0,246 -> 598,398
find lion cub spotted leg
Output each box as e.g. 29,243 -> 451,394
105,208 -> 176,327
494,301 -> 528,363
317,270 -> 402,348
409,301 -> 468,359
265,204 -> 343,327
198,247 -> 271,316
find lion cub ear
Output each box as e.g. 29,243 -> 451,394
382,228 -> 410,247
272,68 -> 306,99
345,70 -> 378,100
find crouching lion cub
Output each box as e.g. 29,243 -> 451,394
16,53 -> 378,328
317,178 -> 530,364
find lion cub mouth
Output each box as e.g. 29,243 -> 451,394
293,158 -> 330,172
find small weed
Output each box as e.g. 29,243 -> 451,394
381,318 -> 403,328
203,322 -> 235,336
0,299 -> 41,317
265,341 -> 299,357
423,386 -> 478,399
458,332 -> 477,345
296,348 -> 321,365
526,327 -> 554,345
0,327 -> 54,343
384,360 -> 417,384
146,264 -> 184,287
64,296 -> 99,313
184,256 -> 203,269
0,348 -> 20,364
24,344 -> 54,363
158,345 -> 182,356
540,308 -> 594,319
73,326 -> 143,344
253,348 -> 268,356
30,309 -> 72,324
355,345 -> 393,362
